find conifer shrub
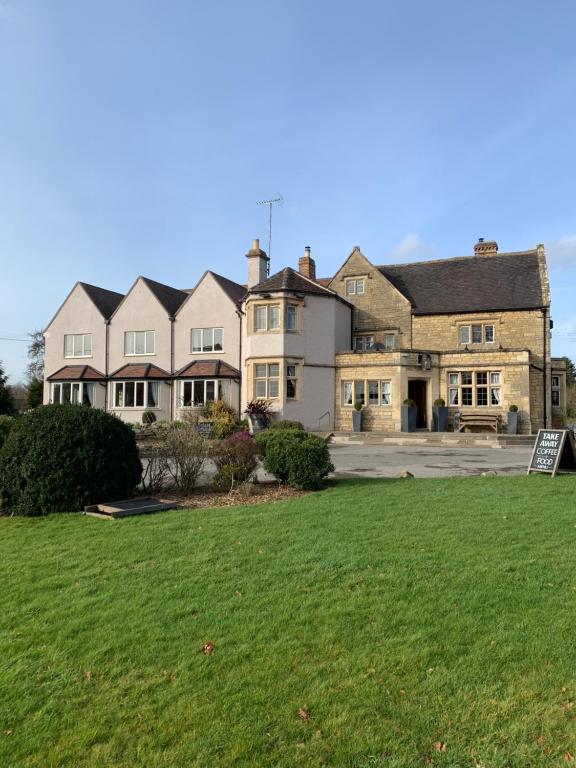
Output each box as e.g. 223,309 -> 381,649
0,405 -> 142,516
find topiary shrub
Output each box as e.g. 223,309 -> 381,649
213,431 -> 258,490
0,405 -> 142,516
0,415 -> 13,451
269,420 -> 304,431
286,434 -> 334,490
255,428 -> 308,481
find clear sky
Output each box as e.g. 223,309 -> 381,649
1,0 -> 575,381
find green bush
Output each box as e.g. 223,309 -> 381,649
269,420 -> 304,431
256,429 -> 333,489
0,405 -> 142,516
0,415 -> 13,451
287,434 -> 334,490
204,400 -> 238,439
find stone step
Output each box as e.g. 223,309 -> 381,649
330,431 -> 536,448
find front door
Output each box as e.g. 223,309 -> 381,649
408,379 -> 427,429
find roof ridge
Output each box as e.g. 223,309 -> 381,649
379,249 -> 538,270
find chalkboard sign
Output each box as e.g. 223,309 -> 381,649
527,429 -> 576,476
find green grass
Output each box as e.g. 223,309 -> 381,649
1,477 -> 576,768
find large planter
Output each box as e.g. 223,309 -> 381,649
352,409 -> 362,432
507,411 -> 518,435
248,414 -> 268,434
401,405 -> 417,433
432,406 -> 448,432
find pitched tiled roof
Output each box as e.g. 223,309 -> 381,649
110,364 -> 170,379
80,283 -> 124,319
175,360 -> 240,378
47,365 -> 105,381
141,277 -> 189,316
210,272 -> 247,305
378,250 -> 546,315
250,267 -> 336,296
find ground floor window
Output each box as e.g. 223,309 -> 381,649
113,380 -> 159,409
254,363 -> 280,398
180,379 -> 230,407
342,380 -> 392,407
448,371 -> 500,407
51,382 -> 94,406
552,375 -> 561,407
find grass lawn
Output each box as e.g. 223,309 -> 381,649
1,476 -> 576,768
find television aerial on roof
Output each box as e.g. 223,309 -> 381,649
257,194 -> 283,273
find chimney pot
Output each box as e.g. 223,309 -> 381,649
298,246 -> 316,280
246,238 -> 269,288
474,238 -> 498,257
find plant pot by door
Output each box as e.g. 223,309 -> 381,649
401,405 -> 417,432
432,406 -> 448,432
352,409 -> 362,432
507,411 -> 518,435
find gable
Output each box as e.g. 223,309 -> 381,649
329,247 -> 412,306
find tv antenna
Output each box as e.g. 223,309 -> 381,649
257,194 -> 283,267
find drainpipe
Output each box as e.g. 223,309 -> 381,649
543,307 -> 548,428
236,306 -> 244,420
105,319 -> 110,411
170,316 -> 175,422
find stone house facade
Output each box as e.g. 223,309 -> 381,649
43,237 -> 565,434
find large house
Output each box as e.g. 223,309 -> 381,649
43,237 -> 567,434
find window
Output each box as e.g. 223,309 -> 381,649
285,305 -> 297,331
113,381 -> 159,408
286,364 -> 298,399
254,305 -> 280,332
384,334 -> 395,351
346,279 -> 365,295
353,335 -> 374,351
51,382 -> 94,406
342,380 -> 392,406
64,334 -> 92,358
191,328 -> 223,353
254,363 -> 280,398
180,379 -> 229,407
124,331 -> 155,356
552,375 -> 561,407
448,371 -> 501,407
459,324 -> 495,345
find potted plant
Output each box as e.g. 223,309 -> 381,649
401,398 -> 417,432
432,397 -> 448,432
244,399 -> 272,434
352,401 -> 363,432
507,404 -> 519,435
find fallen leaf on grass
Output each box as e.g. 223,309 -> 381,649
201,643 -> 215,655
3,730 -> 13,736
563,753 -> 574,762
84,671 -> 93,681
434,741 -> 447,752
298,707 -> 310,720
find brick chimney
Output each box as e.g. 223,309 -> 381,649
474,237 -> 499,257
246,238 -> 269,288
298,246 -> 316,280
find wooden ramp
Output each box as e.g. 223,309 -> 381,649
84,497 -> 180,519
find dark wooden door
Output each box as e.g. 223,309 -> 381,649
408,380 -> 427,428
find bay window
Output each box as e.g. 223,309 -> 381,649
286,364 -> 298,399
180,379 -> 229,407
285,305 -> 297,331
113,381 -> 159,409
255,305 -> 280,332
254,363 -> 280,398
51,382 -> 94,406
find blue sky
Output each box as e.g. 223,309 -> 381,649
1,0 -> 575,381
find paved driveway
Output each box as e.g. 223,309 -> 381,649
329,443 -> 533,478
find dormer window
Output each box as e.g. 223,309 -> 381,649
346,279 -> 365,296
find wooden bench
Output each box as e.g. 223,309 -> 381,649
455,412 -> 500,433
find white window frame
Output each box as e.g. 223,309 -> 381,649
254,304 -> 280,332
353,335 -> 374,352
254,363 -> 280,398
346,279 -> 365,296
191,328 -> 224,353
51,381 -> 95,406
342,379 -> 392,407
459,323 -> 496,346
124,331 -> 155,356
113,380 -> 160,409
448,371 -> 501,407
286,364 -> 298,400
285,304 -> 297,332
64,333 -> 92,358
179,378 -> 229,407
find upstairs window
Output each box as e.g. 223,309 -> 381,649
64,334 -> 92,358
124,330 -> 155,356
459,324 -> 495,345
285,305 -> 297,331
346,279 -> 365,296
191,328 -> 223,353
254,304 -> 280,332
384,334 -> 395,351
353,335 -> 374,351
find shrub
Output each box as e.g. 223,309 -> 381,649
509,404 -> 519,413
287,434 -> 334,490
433,398 -> 446,407
142,410 -> 157,425
0,415 -> 13,451
139,436 -> 170,494
269,420 -> 304,431
163,419 -> 209,494
213,431 -> 258,490
203,400 -> 237,439
354,401 -> 363,411
0,405 -> 142,516
255,429 -> 309,483
403,398 -> 415,407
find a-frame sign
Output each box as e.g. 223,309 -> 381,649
527,429 -> 576,476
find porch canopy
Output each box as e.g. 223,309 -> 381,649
47,365 -> 105,381
174,360 -> 240,379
